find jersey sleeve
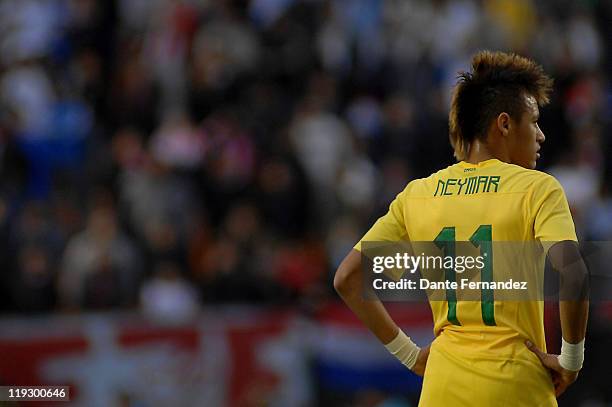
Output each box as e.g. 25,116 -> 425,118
531,175 -> 577,244
353,185 -> 409,252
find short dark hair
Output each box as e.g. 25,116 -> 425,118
449,51 -> 553,160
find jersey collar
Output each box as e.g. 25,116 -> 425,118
457,158 -> 503,168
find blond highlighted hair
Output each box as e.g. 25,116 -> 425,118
449,51 -> 553,160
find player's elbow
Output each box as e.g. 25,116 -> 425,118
333,249 -> 361,297
333,265 -> 350,296
549,241 -> 590,301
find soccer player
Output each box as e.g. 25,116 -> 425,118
334,51 -> 589,406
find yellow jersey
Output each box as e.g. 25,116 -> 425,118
354,158 -> 577,406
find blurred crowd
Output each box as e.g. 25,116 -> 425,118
0,0 -> 610,317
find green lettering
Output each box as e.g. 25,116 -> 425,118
466,177 -> 478,194
434,180 -> 445,197
487,176 -> 501,192
477,176 -> 488,194
444,179 -> 457,195
457,178 -> 468,194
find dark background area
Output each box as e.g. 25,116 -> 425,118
0,0 -> 610,406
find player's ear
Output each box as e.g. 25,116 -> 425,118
496,112 -> 511,137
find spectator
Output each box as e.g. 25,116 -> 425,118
58,198 -> 141,310
0,0 -> 607,318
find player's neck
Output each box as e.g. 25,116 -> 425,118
465,140 -> 510,165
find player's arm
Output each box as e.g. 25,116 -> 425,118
334,249 -> 430,376
550,241 -> 589,344
527,240 -> 589,397
526,176 -> 590,397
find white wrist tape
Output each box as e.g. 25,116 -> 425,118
557,338 -> 585,371
384,330 -> 421,370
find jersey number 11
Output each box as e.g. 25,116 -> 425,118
434,225 -> 496,326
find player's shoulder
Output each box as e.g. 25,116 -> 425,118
498,162 -> 563,191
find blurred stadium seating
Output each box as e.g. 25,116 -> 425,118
0,0 -> 610,406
